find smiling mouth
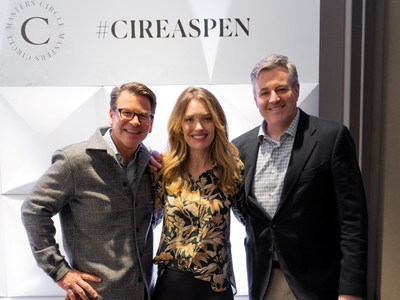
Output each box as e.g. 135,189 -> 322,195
192,135 -> 207,139
125,128 -> 141,134
268,105 -> 285,111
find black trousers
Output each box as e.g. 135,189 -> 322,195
151,267 -> 234,300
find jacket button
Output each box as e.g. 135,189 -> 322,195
123,182 -> 127,186
271,223 -> 277,229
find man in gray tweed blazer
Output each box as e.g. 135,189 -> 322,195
21,82 -> 162,300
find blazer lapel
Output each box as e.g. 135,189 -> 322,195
279,111 -> 317,210
240,127 -> 261,197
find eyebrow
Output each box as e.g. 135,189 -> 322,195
184,112 -> 212,118
119,108 -> 151,115
261,84 -> 289,90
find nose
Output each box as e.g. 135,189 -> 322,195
130,114 -> 141,125
195,121 -> 204,130
270,90 -> 280,102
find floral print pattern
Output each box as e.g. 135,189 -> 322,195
153,166 -> 243,292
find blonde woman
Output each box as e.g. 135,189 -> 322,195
152,87 -> 244,300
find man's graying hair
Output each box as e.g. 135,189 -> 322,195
110,82 -> 157,114
250,54 -> 299,96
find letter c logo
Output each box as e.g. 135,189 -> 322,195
21,17 -> 50,45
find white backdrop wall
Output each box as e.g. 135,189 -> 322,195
0,0 -> 320,298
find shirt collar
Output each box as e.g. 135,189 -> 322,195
258,108 -> 300,141
102,128 -> 142,166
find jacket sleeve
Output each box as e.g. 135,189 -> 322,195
21,149 -> 74,282
231,163 -> 246,226
332,126 -> 368,296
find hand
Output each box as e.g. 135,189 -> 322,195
338,295 -> 363,300
147,150 -> 163,173
65,294 -> 84,300
58,269 -> 102,300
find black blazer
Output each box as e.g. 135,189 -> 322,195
232,109 -> 368,300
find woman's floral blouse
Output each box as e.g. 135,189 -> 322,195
153,165 -> 243,293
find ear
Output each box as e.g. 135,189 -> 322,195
148,119 -> 154,133
254,95 -> 260,109
108,108 -> 114,126
293,83 -> 300,100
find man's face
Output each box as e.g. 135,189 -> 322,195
254,68 -> 299,134
109,90 -> 153,158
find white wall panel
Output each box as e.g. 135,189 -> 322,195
0,198 -> 6,297
1,195 -> 64,296
0,87 -> 108,195
0,0 -> 320,298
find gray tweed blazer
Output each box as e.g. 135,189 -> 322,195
22,127 -> 159,300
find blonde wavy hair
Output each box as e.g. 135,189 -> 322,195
158,87 -> 243,196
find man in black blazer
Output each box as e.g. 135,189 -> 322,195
232,54 -> 368,300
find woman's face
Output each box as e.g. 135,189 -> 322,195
181,99 -> 215,154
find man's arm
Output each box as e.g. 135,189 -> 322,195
332,126 -> 368,297
21,150 -> 74,280
21,150 -> 102,296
